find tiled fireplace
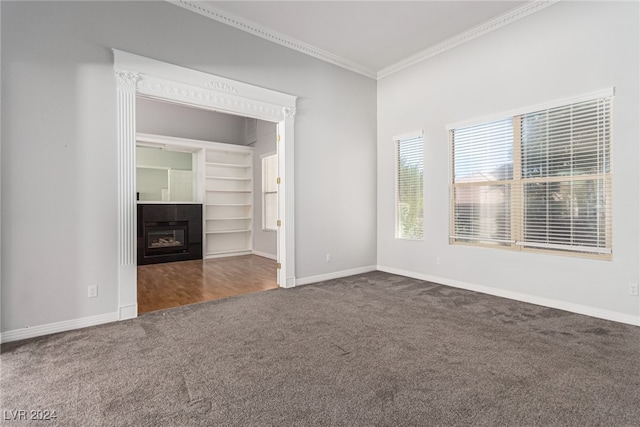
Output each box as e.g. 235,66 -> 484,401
137,204 -> 203,265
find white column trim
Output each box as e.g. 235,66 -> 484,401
115,69 -> 139,319
281,107 -> 296,288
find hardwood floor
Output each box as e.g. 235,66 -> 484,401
137,254 -> 278,314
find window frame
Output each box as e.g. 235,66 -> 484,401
447,89 -> 613,258
394,131 -> 424,240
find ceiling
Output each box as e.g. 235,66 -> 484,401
175,1 -> 548,79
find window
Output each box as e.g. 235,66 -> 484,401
395,132 -> 424,240
262,153 -> 278,231
449,91 -> 612,256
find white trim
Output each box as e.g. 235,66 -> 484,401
447,87 -> 615,131
392,130 -> 424,143
3,265 -> 634,343
261,152 -> 278,231
260,151 -> 277,160
252,250 -> 277,261
119,304 -> 137,321
516,241 -> 612,255
378,1 -> 559,79
285,277 -> 296,288
278,113 -> 296,288
296,265 -> 378,286
377,265 -> 640,327
138,132 -> 251,153
206,250 -> 252,259
0,312 -> 120,344
169,0 -> 377,79
451,236 -> 515,244
169,1 -> 556,81
114,50 -> 295,110
114,50 -> 297,315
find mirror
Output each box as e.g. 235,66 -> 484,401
136,146 -> 195,202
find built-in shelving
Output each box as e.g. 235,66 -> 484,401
136,133 -> 255,260
204,146 -> 253,258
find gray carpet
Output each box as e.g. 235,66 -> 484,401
2,271 -> 639,426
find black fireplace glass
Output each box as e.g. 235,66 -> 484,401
143,222 -> 189,257
147,226 -> 186,249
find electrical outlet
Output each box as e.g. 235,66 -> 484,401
326,253 -> 331,262
629,283 -> 639,296
436,256 -> 442,265
88,285 -> 98,298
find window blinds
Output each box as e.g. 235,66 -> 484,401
396,134 -> 424,240
518,97 -> 612,254
450,93 -> 612,256
451,118 -> 513,245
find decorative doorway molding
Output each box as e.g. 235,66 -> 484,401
114,50 -> 296,320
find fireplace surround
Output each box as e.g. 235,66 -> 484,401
137,204 -> 202,265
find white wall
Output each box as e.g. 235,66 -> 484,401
136,146 -> 192,170
137,97 -> 247,145
1,1 -> 377,334
377,1 -> 640,322
252,120 -> 278,259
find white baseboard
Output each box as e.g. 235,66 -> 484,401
377,265 -> 640,327
296,265 -> 378,286
4,266 -> 634,344
0,311 -> 120,344
252,250 -> 277,260
119,304 -> 138,320
205,250 -> 252,259
285,276 -> 296,288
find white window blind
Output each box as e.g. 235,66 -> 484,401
451,118 -> 513,245
396,133 -> 424,240
262,154 -> 278,231
518,97 -> 612,253
450,92 -> 612,256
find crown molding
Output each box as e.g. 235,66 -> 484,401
377,0 -> 560,79
169,0 -> 377,79
169,0 -> 558,81
136,75 -> 284,122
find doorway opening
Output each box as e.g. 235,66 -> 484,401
134,97 -> 279,313
115,50 -> 296,320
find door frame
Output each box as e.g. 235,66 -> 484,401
114,50 -> 297,320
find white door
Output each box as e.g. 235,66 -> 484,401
168,169 -> 193,201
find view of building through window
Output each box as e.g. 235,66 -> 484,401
396,134 -> 424,240
450,94 -> 612,256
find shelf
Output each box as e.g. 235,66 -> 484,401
206,229 -> 251,234
207,217 -> 251,221
206,176 -> 251,181
206,162 -> 251,169
206,250 -> 252,258
205,146 -> 254,257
